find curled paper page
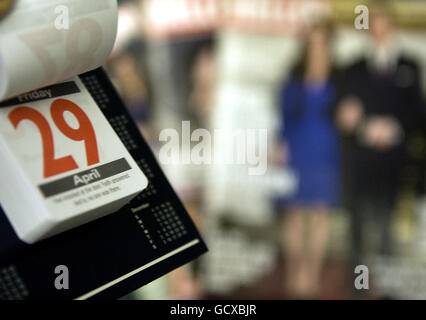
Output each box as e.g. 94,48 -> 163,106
0,0 -> 118,101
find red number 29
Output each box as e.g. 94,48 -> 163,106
9,99 -> 100,178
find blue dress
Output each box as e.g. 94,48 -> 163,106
278,78 -> 340,208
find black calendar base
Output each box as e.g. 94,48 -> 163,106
0,68 -> 207,300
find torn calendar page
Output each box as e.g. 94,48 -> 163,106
0,0 -> 118,101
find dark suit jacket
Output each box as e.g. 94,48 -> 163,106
336,55 -> 424,198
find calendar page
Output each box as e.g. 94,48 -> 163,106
0,77 -> 148,244
0,0 -> 117,101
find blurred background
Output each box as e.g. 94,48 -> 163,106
106,0 -> 426,300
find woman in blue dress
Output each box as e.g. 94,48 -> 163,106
277,21 -> 340,298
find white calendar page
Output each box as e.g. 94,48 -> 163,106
0,77 -> 149,244
0,0 -> 118,101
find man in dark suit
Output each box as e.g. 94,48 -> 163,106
334,5 -> 424,289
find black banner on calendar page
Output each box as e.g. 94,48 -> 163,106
0,81 -> 81,107
39,158 -> 132,198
